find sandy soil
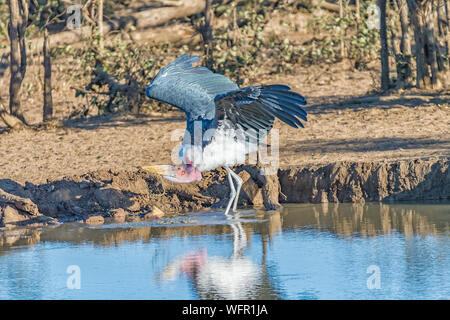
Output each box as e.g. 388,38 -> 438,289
1,61 -> 449,185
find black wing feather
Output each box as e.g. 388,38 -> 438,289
214,85 -> 307,134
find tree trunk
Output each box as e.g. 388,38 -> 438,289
437,0 -> 443,37
435,0 -> 447,71
424,2 -> 441,86
339,0 -> 346,58
379,0 -> 390,90
43,27 -> 53,122
407,0 -> 428,88
8,0 -> 28,123
355,0 -> 360,25
444,0 -> 450,56
407,0 -> 446,89
202,0 -> 213,69
97,0 -> 104,54
395,0 -> 413,86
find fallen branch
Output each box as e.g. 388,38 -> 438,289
0,0 -> 205,58
125,24 -> 201,45
312,0 -> 355,12
154,0 -> 184,7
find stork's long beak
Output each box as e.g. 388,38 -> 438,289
142,165 -> 173,176
142,165 -> 201,183
142,165 -> 177,181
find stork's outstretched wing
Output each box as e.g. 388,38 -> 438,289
214,85 -> 307,136
145,54 -> 239,121
146,54 -> 307,140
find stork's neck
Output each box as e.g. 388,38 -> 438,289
184,118 -> 217,147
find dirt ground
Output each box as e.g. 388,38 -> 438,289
1,61 -> 449,185
1,4 -> 448,186
0,61 -> 449,229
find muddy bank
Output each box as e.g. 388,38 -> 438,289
1,158 -> 448,229
280,158 -> 450,203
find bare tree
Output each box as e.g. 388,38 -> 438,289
437,0 -> 449,59
43,26 -> 53,121
391,0 -> 413,87
201,0 -> 213,69
397,0 -> 413,85
8,0 -> 29,124
39,1 -> 67,122
339,0 -> 345,58
355,0 -> 360,25
379,0 -> 390,90
445,0 -> 450,56
97,0 -> 104,54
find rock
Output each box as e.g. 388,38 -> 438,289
41,216 -> 60,226
0,188 -> 40,216
111,175 -> 149,196
0,188 -> 46,228
24,182 -> 35,190
57,202 -> 66,212
71,206 -> 83,215
110,208 -> 127,222
38,203 -> 58,217
235,166 -> 282,210
238,171 -> 264,206
261,173 -> 283,210
152,206 -> 165,218
26,216 -> 60,227
85,215 -> 104,225
126,199 -> 142,212
94,187 -> 131,209
1,204 -> 58,228
1,205 -> 27,226
79,180 -> 91,189
49,188 -> 74,203
144,206 -> 165,220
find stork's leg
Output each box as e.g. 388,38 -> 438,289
229,170 -> 243,211
224,167 -> 236,217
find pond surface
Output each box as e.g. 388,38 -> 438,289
1,203 -> 449,300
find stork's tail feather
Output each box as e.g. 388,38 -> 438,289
258,85 -> 307,128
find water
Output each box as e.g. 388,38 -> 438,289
0,203 -> 449,300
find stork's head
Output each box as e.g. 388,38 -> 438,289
142,164 -> 202,183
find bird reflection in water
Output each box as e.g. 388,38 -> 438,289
158,212 -> 283,300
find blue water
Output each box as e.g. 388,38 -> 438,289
0,203 -> 449,299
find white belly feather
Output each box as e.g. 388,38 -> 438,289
180,129 -> 258,172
